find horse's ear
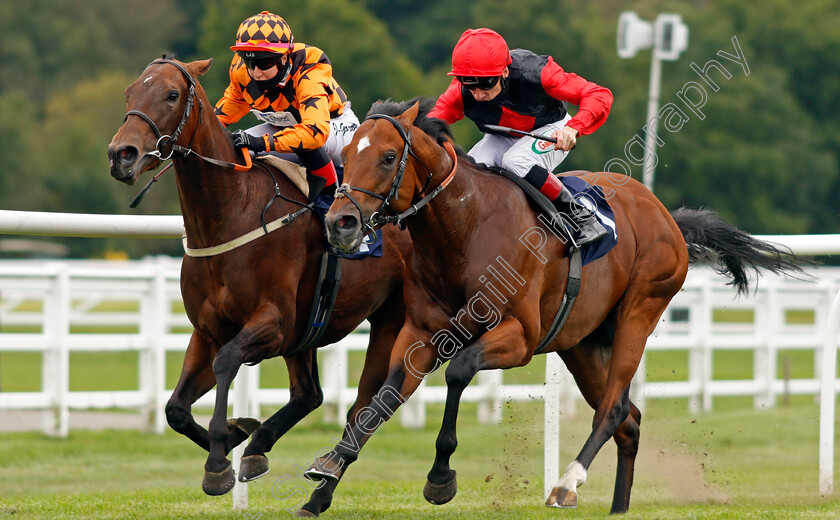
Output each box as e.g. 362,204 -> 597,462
397,101 -> 421,131
188,58 -> 213,78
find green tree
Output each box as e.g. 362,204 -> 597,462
0,0 -> 186,102
196,0 -> 425,120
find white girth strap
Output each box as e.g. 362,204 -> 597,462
182,155 -> 309,257
182,213 -> 296,257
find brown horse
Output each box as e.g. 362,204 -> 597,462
296,98 -> 803,517
107,58 -> 412,497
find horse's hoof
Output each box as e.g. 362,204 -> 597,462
228,417 -> 261,435
239,454 -> 269,482
202,462 -> 235,496
294,509 -> 318,518
545,485 -> 577,508
423,471 -> 457,505
303,455 -> 343,482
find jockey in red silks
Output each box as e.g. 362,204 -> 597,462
430,28 -> 614,246
215,11 -> 359,203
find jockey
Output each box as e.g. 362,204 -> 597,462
215,11 -> 359,203
430,28 -> 613,246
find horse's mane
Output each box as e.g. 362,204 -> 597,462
366,97 -> 498,172
367,97 -> 453,145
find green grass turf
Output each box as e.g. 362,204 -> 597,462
2,302 -> 839,517
0,400 -> 839,519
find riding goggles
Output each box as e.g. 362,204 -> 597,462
242,56 -> 280,71
457,75 -> 501,90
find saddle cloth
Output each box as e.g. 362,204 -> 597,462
559,175 -> 618,266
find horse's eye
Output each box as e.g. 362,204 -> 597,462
383,151 -> 397,166
167,91 -> 179,102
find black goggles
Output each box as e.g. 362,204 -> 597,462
243,56 -> 280,71
457,76 -> 501,90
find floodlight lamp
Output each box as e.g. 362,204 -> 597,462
617,11 -> 654,59
654,14 -> 689,61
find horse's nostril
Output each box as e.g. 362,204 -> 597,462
337,215 -> 358,231
115,146 -> 138,164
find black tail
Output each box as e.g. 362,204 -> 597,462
671,207 -> 807,296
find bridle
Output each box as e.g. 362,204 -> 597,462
123,59 -> 250,172
335,113 -> 458,242
124,59 -> 200,162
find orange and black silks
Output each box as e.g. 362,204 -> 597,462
215,43 -> 348,154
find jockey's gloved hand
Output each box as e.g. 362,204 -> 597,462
230,130 -> 267,152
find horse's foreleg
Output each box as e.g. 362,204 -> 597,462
425,317 -> 529,506
298,326 -> 438,517
165,331 -> 216,450
203,320 -> 279,496
166,331 -> 261,454
240,350 -> 324,482
344,290 -> 403,426
202,342 -> 243,496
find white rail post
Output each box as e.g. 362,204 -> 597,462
754,283 -> 774,409
400,380 -> 426,428
544,354 -> 562,501
232,365 -> 253,510
764,280 -> 780,408
477,369 -> 502,424
42,265 -> 70,437
140,268 -> 168,433
819,283 -> 840,495
700,277 -> 714,412
631,351 -> 646,414
320,344 -> 348,427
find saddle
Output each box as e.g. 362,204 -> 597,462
256,155 -> 310,198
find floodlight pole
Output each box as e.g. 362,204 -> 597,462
618,12 -> 687,193
642,54 -> 663,192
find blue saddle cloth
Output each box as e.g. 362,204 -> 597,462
559,175 -> 618,266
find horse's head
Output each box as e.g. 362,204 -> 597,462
326,98 -> 451,251
108,58 -> 212,185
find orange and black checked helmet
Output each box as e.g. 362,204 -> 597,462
230,11 -> 294,56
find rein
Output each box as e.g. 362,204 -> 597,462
335,114 -> 458,240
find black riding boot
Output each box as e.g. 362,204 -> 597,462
554,184 -> 607,247
306,174 -> 327,202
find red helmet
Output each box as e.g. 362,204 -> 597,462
230,11 -> 294,56
448,28 -> 511,77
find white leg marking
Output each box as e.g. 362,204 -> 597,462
556,461 -> 587,492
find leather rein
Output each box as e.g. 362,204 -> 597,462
335,113 -> 458,243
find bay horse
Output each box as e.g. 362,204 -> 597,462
107,58 -> 412,497
297,98 -> 803,516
